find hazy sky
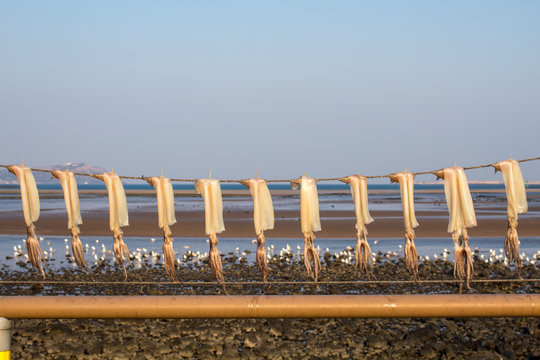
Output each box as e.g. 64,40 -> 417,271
1,1 -> 539,181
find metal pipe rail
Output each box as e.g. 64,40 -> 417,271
1,295 -> 538,319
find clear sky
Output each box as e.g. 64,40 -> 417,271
1,1 -> 539,181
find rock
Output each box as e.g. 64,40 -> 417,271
501,349 -> 517,360
138,339 -> 156,352
240,349 -> 257,359
269,325 -> 283,337
366,334 -> 386,349
468,350 -> 502,360
405,325 -> 437,345
283,328 -> 298,340
160,354 -> 182,360
244,333 -> 260,349
221,351 -> 239,360
47,323 -> 73,337
162,327 -> 181,339
110,352 -> 131,360
199,349 -> 216,358
420,344 -> 439,359
155,343 -> 172,355
177,346 -> 195,358
85,341 -> 102,355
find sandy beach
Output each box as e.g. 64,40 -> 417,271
0,188 -> 539,239
2,208 -> 540,239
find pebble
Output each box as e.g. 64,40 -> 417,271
269,325 -> 283,337
244,333 -> 260,349
366,334 -> 387,349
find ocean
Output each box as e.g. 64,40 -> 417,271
1,182 -> 539,214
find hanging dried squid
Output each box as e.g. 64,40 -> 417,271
147,175 -> 178,281
434,166 -> 477,289
241,177 -> 274,282
389,171 -> 420,280
195,178 -> 226,283
493,158 -> 528,269
292,176 -> 321,282
8,164 -> 45,278
95,172 -> 131,279
341,175 -> 374,276
51,170 -> 90,275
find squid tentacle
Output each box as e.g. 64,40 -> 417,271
162,225 -> 178,282
26,224 -> 45,278
113,227 -> 131,280
404,229 -> 419,281
209,233 -> 224,283
355,226 -> 374,278
505,218 -> 521,270
71,226 -> 91,276
256,232 -> 269,283
303,232 -> 321,282
452,229 -> 474,291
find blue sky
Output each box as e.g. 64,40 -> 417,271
1,1 -> 539,181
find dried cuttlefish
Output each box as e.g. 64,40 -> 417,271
341,175 -> 374,276
195,178 -> 226,283
95,172 -> 131,279
292,176 -> 321,282
8,165 -> 45,278
241,177 -> 274,282
493,158 -> 528,270
434,166 -> 477,290
51,170 -> 90,275
389,171 -> 420,281
147,175 -> 178,281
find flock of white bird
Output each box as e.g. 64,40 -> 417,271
10,236 -> 540,271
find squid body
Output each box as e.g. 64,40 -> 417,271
51,170 -> 90,274
436,166 -> 477,289
147,176 -> 178,281
96,172 -> 131,279
389,171 -> 419,280
343,175 -> 374,275
293,176 -> 321,281
242,178 -> 274,282
493,159 -> 528,268
8,165 -> 45,277
195,178 -> 225,283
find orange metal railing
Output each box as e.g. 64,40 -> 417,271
1,294 -> 538,319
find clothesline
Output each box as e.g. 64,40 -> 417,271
1,156 -> 539,183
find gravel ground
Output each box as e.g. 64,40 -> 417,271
2,251 -> 540,359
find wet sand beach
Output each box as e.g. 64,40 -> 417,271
1,204 -> 539,239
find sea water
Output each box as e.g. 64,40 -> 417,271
1,183 -> 539,215
1,234 -> 539,271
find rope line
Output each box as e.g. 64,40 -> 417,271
1,278 -> 539,286
1,156 -> 539,183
